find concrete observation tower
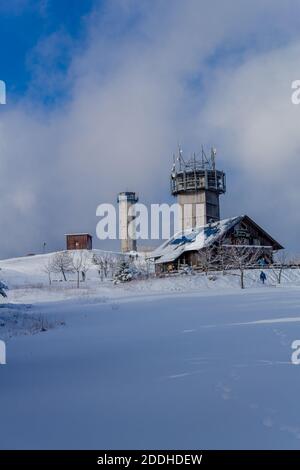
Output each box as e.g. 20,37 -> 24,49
118,191 -> 139,253
171,147 -> 226,231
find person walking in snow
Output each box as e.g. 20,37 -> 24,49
260,271 -> 267,284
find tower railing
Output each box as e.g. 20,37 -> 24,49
171,169 -> 226,195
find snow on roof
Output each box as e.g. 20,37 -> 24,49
65,233 -> 92,237
150,216 -> 243,264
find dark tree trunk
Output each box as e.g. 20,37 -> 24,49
240,269 -> 245,289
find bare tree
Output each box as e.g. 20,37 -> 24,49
72,251 -> 91,288
144,258 -> 154,279
51,251 -> 74,282
92,254 -> 105,281
216,243 -> 229,275
290,253 -> 300,266
109,255 -> 121,278
271,250 -> 288,284
198,245 -> 220,275
43,259 -> 54,285
102,253 -> 112,279
93,253 -> 114,281
224,245 -> 262,289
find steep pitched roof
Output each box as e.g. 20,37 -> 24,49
150,215 -> 283,264
241,215 -> 283,251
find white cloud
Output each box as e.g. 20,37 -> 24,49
197,41 -> 300,248
1,0 -> 300,256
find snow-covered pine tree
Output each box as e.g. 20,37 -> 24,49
0,280 -> 8,298
113,261 -> 135,283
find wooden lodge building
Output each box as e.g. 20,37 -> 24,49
150,215 -> 283,274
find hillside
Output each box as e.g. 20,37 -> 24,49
0,250 -> 300,305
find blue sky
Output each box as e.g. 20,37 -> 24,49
1,0 -> 300,257
0,0 -> 95,96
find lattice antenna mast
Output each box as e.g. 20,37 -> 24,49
176,144 -> 186,171
211,147 -> 217,170
174,145 -> 217,173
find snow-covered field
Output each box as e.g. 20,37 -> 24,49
1,252 -> 300,449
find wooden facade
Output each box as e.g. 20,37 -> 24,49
153,215 -> 283,274
66,233 -> 92,251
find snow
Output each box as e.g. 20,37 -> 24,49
1,252 -> 300,449
151,216 -> 242,263
0,303 -> 62,340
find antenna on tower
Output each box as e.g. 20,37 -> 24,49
178,144 -> 183,158
201,145 -> 209,167
171,154 -> 176,178
177,144 -> 185,171
211,147 -> 217,170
